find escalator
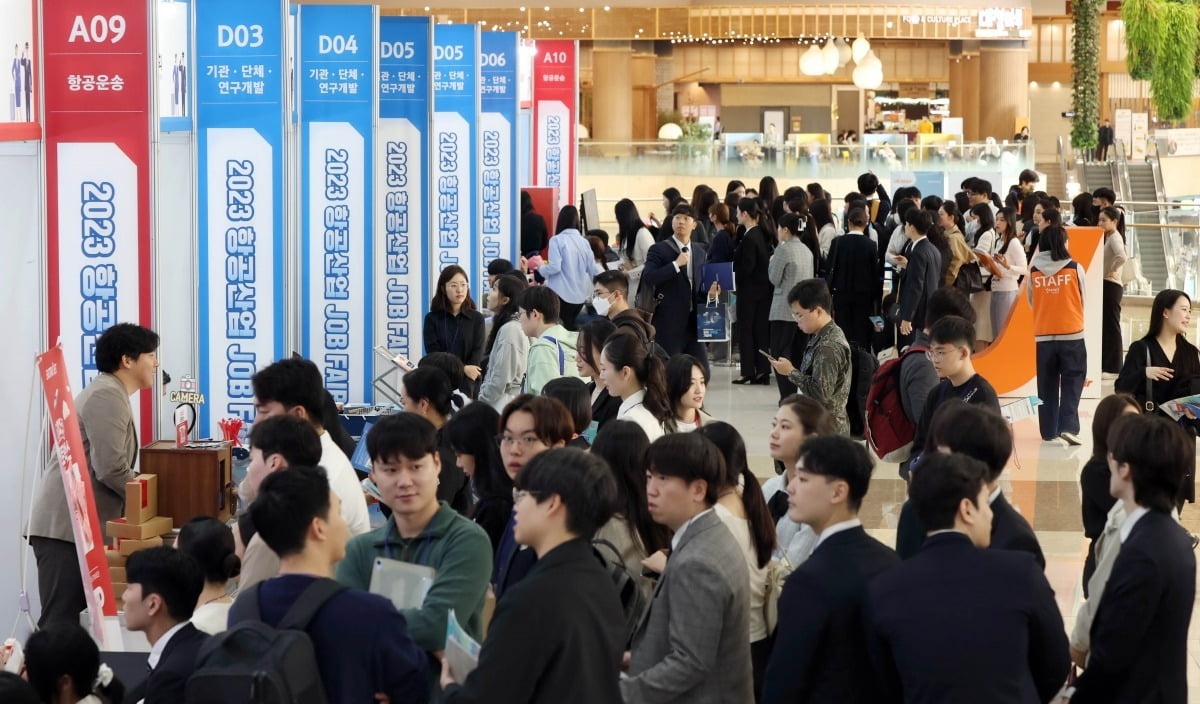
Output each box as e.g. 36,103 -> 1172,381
1124,162 -> 1169,292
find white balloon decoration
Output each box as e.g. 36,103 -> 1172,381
821,40 -> 840,74
799,45 -> 825,76
852,34 -> 871,63
658,123 -> 683,140
835,37 -> 852,67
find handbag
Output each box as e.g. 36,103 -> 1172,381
762,555 -> 793,634
697,302 -> 731,342
953,261 -> 986,294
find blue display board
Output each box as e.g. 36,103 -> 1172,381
375,15 -> 432,365
431,24 -> 479,293
195,0 -> 287,433
479,32 -> 519,302
299,4 -> 375,404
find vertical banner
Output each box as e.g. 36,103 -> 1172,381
299,5 -> 374,405
195,0 -> 286,434
155,0 -> 190,131
37,346 -> 118,642
479,32 -> 519,301
43,0 -> 153,436
376,16 -> 432,363
431,25 -> 479,289
531,40 -> 577,213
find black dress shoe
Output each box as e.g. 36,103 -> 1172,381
732,376 -> 754,385
753,374 -> 771,385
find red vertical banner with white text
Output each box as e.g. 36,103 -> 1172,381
37,345 -> 118,641
43,2 -> 152,438
531,40 -> 576,213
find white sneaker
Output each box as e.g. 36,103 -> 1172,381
1060,432 -> 1082,446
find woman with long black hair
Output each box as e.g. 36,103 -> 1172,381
598,329 -> 675,439
402,366 -> 471,514
576,318 -> 622,430
445,402 -> 514,553
477,273 -> 529,411
733,197 -> 774,385
614,198 -> 656,302
537,205 -> 602,330
423,265 -> 486,381
520,189 -> 549,257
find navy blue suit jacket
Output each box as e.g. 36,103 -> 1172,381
763,526 -> 899,704
990,494 -> 1046,569
866,532 -> 1069,704
1073,510 -> 1195,703
642,237 -> 708,353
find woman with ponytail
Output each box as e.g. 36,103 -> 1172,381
402,366 -> 471,514
177,516 -> 241,634
477,272 -> 529,410
25,623 -> 125,704
598,330 -> 675,440
698,421 -> 778,699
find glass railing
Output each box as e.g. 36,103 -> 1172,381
578,138 -> 1036,181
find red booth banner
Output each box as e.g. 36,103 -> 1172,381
43,2 -> 153,437
531,40 -> 576,214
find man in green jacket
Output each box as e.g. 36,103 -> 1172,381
337,413 -> 492,684
518,286 -> 583,394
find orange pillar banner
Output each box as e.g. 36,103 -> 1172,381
975,226 -> 1104,398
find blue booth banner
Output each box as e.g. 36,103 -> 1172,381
299,4 -> 375,405
479,32 -> 519,302
431,24 -> 479,297
376,15 -> 432,364
195,0 -> 287,433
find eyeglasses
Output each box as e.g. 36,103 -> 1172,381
514,489 -> 543,503
496,434 -> 546,449
925,347 -> 957,361
791,309 -> 813,322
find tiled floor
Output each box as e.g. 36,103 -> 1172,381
704,360 -> 1200,701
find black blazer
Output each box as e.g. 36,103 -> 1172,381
989,494 -> 1045,569
423,309 -> 486,367
827,232 -> 880,299
1073,510 -> 1196,703
895,238 -> 941,329
444,539 -> 625,704
733,225 -> 773,300
588,382 -> 621,430
642,238 -> 708,353
866,532 -> 1069,704
1114,336 -> 1200,410
763,526 -> 899,704
126,622 -> 208,704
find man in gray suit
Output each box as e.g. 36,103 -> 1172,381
28,323 -> 159,627
620,433 -> 753,704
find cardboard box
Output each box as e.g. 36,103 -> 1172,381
105,549 -> 126,567
124,474 -> 158,525
109,566 -> 126,583
106,515 -> 172,541
116,535 -> 163,557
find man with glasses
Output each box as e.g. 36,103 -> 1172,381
768,279 -> 852,435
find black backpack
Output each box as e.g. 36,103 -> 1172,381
845,342 -> 879,440
185,578 -> 346,704
592,538 -> 648,647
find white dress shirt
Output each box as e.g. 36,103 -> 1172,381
147,621 -> 188,669
670,507 -> 713,552
1119,505 -> 1151,544
617,389 -> 665,441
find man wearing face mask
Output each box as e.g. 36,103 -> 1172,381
592,270 -> 656,342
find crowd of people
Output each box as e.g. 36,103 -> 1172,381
7,168 -> 1197,704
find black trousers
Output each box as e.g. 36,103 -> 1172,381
769,320 -> 807,399
1102,280 -> 1124,373
559,301 -> 584,331
31,536 -> 87,629
751,634 -> 775,703
833,294 -> 875,350
738,295 -> 771,378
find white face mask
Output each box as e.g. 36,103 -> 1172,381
592,293 -> 612,317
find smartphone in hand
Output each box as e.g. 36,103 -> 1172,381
758,349 -> 778,362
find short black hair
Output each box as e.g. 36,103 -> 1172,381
516,447 -> 616,538
646,432 -> 726,505
251,465 -> 333,558
929,315 -> 977,350
787,278 -> 833,313
541,377 -> 592,434
927,401 -> 1012,482
904,208 -> 933,235
846,206 -> 870,228
1093,187 -> 1116,204
252,357 -> 325,422
125,546 -> 205,622
403,366 -> 455,416
177,516 -> 242,584
487,258 -> 516,277
909,452 -> 989,532
926,288 -> 977,327
796,435 -> 874,511
249,414 -> 322,466
417,352 -> 466,392
518,285 -> 561,323
588,228 -> 611,246
857,172 -> 879,195
445,402 -> 512,499
368,412 -> 439,464
94,323 -> 159,374
1019,169 -> 1039,185
665,354 -> 708,412
1109,413 -> 1192,513
670,202 -> 697,220
594,269 -> 630,297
